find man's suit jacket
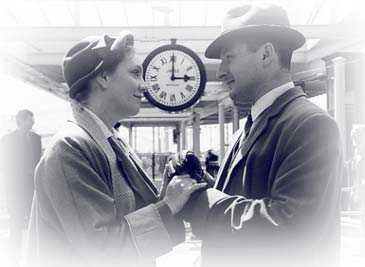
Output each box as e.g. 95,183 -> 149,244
25,106 -> 182,267
0,130 -> 41,216
191,87 -> 343,267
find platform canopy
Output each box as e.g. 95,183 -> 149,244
0,0 -> 364,126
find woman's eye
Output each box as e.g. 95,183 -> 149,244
132,70 -> 140,76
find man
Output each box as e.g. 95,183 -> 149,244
186,3 -> 343,267
0,109 -> 42,266
24,32 -> 205,267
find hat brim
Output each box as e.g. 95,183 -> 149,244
205,25 -> 306,59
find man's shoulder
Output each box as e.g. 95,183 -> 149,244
277,96 -> 339,140
1,130 -> 17,140
282,96 -> 333,123
29,131 -> 41,140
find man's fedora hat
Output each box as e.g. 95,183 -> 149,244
205,3 -> 306,59
63,31 -> 134,99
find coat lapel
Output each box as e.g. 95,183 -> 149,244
70,104 -> 138,217
70,104 -> 117,166
214,128 -> 244,190
221,87 -> 306,191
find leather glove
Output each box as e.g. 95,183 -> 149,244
167,150 -> 204,183
166,151 -> 208,222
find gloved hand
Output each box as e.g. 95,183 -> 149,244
166,150 -> 204,183
165,150 -> 210,221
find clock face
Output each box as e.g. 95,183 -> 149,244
143,44 -> 206,112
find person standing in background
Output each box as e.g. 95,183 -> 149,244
350,124 -> 365,256
0,109 -> 42,266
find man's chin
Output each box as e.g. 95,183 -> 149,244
229,91 -> 252,105
229,91 -> 237,101
229,91 -> 243,102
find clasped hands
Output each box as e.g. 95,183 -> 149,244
160,150 -> 215,215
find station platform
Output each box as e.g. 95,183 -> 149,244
0,213 -> 364,267
157,219 -> 365,267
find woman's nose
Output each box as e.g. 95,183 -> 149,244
139,82 -> 148,93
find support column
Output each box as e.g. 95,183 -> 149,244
192,112 -> 201,156
152,127 -> 155,153
133,126 -> 137,151
163,127 -> 169,152
358,54 -> 365,123
176,124 -> 181,152
332,57 -> 347,157
128,125 -> 133,147
180,121 -> 187,150
232,104 -> 239,133
219,103 -> 225,163
157,127 -> 161,153
151,126 -> 156,180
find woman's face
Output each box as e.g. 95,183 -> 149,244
106,53 -> 148,118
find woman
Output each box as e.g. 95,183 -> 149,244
24,32 -> 205,267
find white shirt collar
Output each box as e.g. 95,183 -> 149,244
80,106 -> 137,159
81,106 -> 114,139
251,82 -> 295,122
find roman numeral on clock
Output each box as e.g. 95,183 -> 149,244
159,91 -> 167,100
150,75 -> 157,82
170,94 -> 176,102
160,57 -> 168,66
152,84 -> 160,92
185,85 -> 193,92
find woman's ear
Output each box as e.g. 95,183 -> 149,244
95,71 -> 109,89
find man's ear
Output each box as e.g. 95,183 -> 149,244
95,71 -> 109,89
259,43 -> 275,66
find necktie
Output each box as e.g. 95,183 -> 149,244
108,136 -> 158,207
244,113 -> 253,140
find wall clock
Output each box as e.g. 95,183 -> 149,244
143,39 -> 207,112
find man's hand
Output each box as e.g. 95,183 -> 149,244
163,174 -> 207,215
202,171 -> 216,188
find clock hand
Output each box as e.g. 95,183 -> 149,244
170,53 -> 176,80
173,75 -> 193,82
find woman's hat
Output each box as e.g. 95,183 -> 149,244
62,31 -> 134,99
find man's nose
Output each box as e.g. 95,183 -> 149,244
216,63 -> 228,81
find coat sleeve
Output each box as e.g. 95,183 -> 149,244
35,137 -> 175,263
190,113 -> 342,240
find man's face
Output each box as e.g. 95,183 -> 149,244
106,53 -> 147,117
18,115 -> 34,132
217,42 -> 261,103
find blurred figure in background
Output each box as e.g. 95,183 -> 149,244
0,109 -> 42,266
350,124 -> 365,255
